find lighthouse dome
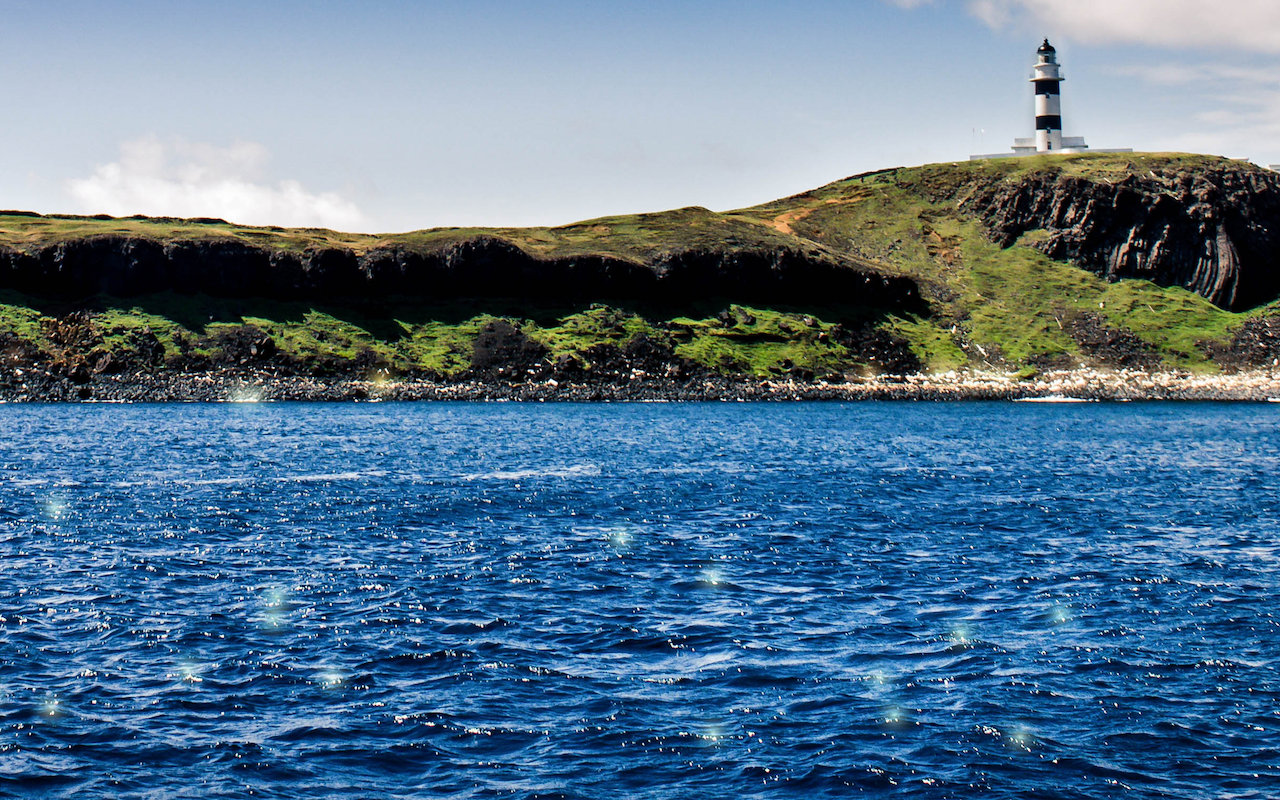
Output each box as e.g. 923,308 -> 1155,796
1037,38 -> 1056,54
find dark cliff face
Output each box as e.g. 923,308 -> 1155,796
958,165 -> 1280,311
0,235 -> 923,314
4,157 -> 1273,317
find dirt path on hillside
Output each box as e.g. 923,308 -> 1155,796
772,195 -> 870,235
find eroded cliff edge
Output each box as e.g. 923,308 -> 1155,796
0,210 -> 921,311
954,162 -> 1280,311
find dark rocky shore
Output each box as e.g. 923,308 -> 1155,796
7,366 -> 1280,403
6,309 -> 1280,403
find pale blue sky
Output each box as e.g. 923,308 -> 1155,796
2,0 -> 1275,231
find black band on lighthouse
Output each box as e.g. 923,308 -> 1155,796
1035,115 -> 1063,131
1034,81 -> 1060,95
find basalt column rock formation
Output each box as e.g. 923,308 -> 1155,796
957,163 -> 1280,310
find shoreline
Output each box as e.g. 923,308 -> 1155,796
6,367 -> 1280,403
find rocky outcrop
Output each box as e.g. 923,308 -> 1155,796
1217,316 -> 1280,368
1067,312 -> 1160,369
0,234 -> 923,313
469,320 -> 550,377
959,164 -> 1280,310
829,321 -> 921,375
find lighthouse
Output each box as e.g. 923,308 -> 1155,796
1011,39 -> 1088,154
1032,39 -> 1065,152
971,39 -> 1127,160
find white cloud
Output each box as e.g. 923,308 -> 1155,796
67,136 -> 366,230
1118,62 -> 1280,88
985,0 -> 1280,52
882,0 -> 1280,162
1109,61 -> 1280,162
887,0 -> 1280,53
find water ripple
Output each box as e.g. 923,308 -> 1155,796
1,402 -> 1278,798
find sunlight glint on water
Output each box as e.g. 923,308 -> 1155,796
0,402 -> 1278,798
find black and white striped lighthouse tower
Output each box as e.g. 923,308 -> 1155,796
970,39 -> 1127,160
1032,39 -> 1065,152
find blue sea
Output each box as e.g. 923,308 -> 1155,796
1,402 -> 1278,798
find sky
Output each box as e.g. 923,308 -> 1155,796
2,0 -> 1277,232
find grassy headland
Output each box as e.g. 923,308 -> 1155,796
0,152 -> 1275,395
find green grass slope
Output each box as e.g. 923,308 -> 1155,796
735,153 -> 1255,372
0,153 -> 1267,378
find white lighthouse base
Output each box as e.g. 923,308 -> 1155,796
969,148 -> 1133,161
967,135 -> 1131,160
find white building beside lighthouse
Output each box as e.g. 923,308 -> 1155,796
972,39 -> 1128,160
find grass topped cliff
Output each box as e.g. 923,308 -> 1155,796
2,152 -> 1279,389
